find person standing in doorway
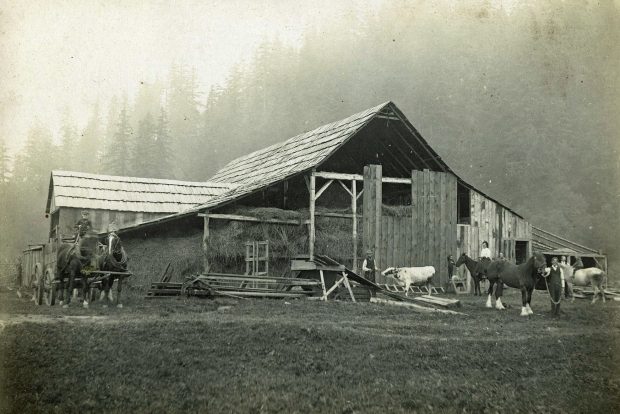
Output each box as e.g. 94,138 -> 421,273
362,250 -> 379,283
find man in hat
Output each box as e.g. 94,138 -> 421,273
362,249 -> 380,283
74,210 -> 92,241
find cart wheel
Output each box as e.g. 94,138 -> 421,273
45,269 -> 56,306
35,263 -> 44,306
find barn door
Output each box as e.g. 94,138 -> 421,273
410,169 -> 458,287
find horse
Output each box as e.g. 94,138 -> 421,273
56,241 -> 90,308
560,264 -> 607,304
454,253 -> 492,296
95,231 -> 128,307
485,252 -> 547,316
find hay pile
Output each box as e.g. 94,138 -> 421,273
122,230 -> 204,294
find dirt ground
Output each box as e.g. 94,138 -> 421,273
1,285 -> 619,414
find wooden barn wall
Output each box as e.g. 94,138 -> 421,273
457,190 -> 532,262
372,170 -> 457,286
55,208 -> 168,238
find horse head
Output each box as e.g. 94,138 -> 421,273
532,252 -> 547,275
455,253 -> 469,267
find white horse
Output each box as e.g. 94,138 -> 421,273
560,263 -> 607,304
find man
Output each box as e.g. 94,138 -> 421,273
546,257 -> 563,315
74,210 -> 92,240
362,250 -> 379,283
559,256 -> 574,299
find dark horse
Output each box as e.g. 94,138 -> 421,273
57,239 -> 91,308
485,252 -> 547,316
96,231 -> 128,307
455,253 -> 492,296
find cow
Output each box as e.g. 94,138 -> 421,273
381,266 -> 436,296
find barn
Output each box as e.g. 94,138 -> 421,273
53,101 -> 606,290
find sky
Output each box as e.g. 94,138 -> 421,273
0,0 -> 384,153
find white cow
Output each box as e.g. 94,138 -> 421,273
382,266 -> 436,296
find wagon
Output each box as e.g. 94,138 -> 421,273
21,234 -> 132,306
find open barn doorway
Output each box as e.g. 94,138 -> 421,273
515,241 -> 529,264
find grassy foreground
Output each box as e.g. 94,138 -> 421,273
1,288 -> 619,414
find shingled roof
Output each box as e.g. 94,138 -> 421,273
196,101 -> 456,211
46,170 -> 237,214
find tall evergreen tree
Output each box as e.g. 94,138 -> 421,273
77,102 -> 103,173
153,107 -> 172,178
0,136 -> 10,185
131,112 -> 156,177
106,106 -> 133,176
58,115 -> 79,171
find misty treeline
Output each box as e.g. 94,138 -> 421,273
1,1 -> 618,269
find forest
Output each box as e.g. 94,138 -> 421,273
0,2 -> 618,271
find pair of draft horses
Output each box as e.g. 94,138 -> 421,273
455,252 -> 607,316
56,232 -> 127,308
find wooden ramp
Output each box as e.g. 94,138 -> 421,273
312,255 -> 460,309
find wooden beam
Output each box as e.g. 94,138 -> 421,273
314,171 -> 411,185
388,122 -> 431,169
352,179 -> 358,273
203,213 -> 210,273
309,170 -> 316,259
198,213 -> 300,225
338,180 -> 353,197
315,179 -> 334,200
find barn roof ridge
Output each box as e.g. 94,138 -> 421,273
51,170 -> 234,188
46,170 -> 238,214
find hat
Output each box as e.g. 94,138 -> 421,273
366,249 -> 373,255
81,210 -> 89,215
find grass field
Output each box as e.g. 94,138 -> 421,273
1,287 -> 619,413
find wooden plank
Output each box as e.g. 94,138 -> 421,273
351,180 -> 358,273
425,169 -> 431,265
439,172 -> 447,286
386,216 -> 394,267
374,165 -> 383,271
309,170 -> 316,259
315,179 -> 334,200
199,213 -> 300,225
411,170 -> 418,265
203,214 -> 210,273
370,297 -> 465,315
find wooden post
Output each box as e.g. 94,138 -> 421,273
309,170 -> 316,259
351,179 -> 358,272
363,165 -> 382,282
202,213 -> 210,273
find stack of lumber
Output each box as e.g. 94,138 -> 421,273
572,287 -> 620,300
145,272 -> 322,299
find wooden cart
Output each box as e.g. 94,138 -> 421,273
21,234 -> 131,306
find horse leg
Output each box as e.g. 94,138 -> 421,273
600,281 -> 606,303
591,284 -> 599,304
116,278 -> 123,308
81,275 -> 89,309
526,287 -> 534,315
495,282 -> 505,310
473,275 -> 479,296
58,274 -> 65,306
486,279 -> 495,308
520,287 -> 529,316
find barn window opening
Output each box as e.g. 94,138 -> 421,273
457,182 -> 471,224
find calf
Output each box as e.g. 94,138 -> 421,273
382,266 -> 436,296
